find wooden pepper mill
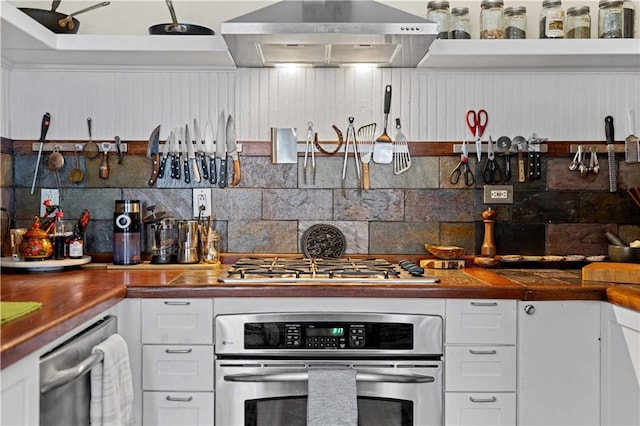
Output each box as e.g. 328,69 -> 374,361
481,208 -> 497,257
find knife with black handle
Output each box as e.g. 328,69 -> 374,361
183,124 -> 192,184
158,130 -> 172,179
194,118 -> 208,181
205,119 -> 217,185
216,110 -> 228,188
606,115 -> 616,192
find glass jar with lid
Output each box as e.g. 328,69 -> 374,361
504,6 -> 527,38
599,0 -> 624,38
427,0 -> 450,39
566,6 -> 591,38
622,0 -> 636,38
539,0 -> 565,38
450,7 -> 472,39
480,0 -> 505,39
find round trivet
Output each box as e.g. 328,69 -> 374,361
301,224 -> 346,259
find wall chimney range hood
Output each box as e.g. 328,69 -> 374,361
221,0 -> 438,68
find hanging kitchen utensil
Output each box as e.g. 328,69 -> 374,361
625,110 -> 639,163
30,112 -> 51,195
46,147 -> 64,192
227,114 -> 241,187
216,110 -> 228,188
605,116 -> 617,192
147,125 -> 161,187
20,1 -> 110,34
341,117 -> 361,195
99,142 -> 110,179
513,135 -> 527,182
68,144 -> 84,184
393,118 -> 411,175
356,123 -> 376,189
373,85 -> 393,164
148,0 -> 214,35
589,146 -> 600,174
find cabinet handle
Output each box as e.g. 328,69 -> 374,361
469,396 -> 497,403
524,304 -> 535,315
165,348 -> 193,354
164,301 -> 191,305
166,395 -> 193,402
469,349 -> 497,355
470,301 -> 498,307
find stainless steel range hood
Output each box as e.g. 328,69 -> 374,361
221,0 -> 438,68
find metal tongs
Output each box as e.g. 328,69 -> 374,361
342,117 -> 361,196
304,121 -> 316,185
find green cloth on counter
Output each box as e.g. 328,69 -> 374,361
1,301 -> 43,324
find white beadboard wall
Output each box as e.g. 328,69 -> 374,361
5,68 -> 640,143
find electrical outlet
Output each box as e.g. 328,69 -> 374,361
40,189 -> 59,215
193,188 -> 212,218
483,185 -> 513,204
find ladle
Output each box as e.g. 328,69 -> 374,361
68,144 -> 84,183
47,147 -> 64,191
84,117 -> 99,159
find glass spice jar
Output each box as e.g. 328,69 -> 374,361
480,0 -> 505,39
504,6 -> 527,39
566,6 -> 591,38
450,7 -> 472,39
599,0 -> 624,38
427,0 -> 450,39
622,0 -> 636,38
539,0 -> 566,38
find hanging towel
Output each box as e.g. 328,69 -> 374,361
0,301 -> 42,323
307,368 -> 358,426
90,334 -> 135,426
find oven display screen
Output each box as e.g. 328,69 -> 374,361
305,327 -> 344,337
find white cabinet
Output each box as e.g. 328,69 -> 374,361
444,299 -> 517,426
141,299 -> 214,426
601,303 -> 640,425
0,353 -> 39,426
517,300 -> 601,426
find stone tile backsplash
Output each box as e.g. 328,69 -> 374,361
6,150 -> 640,257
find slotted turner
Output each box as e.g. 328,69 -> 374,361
393,118 -> 411,175
357,123 -> 377,190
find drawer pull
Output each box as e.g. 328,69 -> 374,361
165,348 -> 193,354
469,396 -> 497,403
469,349 -> 497,355
470,301 -> 498,307
166,395 -> 193,402
164,301 -> 191,306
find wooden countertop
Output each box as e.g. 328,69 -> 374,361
1,264 -> 639,370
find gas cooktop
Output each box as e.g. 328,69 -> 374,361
218,257 -> 440,284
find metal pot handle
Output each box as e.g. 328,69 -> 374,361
163,0 -> 187,32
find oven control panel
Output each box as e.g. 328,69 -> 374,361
245,321 -> 413,350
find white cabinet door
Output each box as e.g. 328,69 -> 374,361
446,300 -> 517,345
142,299 -> 213,344
601,303 -> 640,426
143,345 -> 214,391
1,354 -> 39,426
143,391 -> 214,426
517,300 -> 601,426
445,346 -> 516,392
445,393 -> 516,426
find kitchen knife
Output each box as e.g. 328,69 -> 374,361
158,130 -> 172,179
30,112 -> 52,195
216,110 -> 227,188
606,115 -> 617,192
186,123 -> 201,183
146,125 -> 161,186
204,119 -> 217,184
174,128 -> 182,180
183,125 -> 192,184
226,114 -> 241,187
194,118 -> 208,181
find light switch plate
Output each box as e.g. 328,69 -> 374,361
193,188 -> 212,218
483,185 -> 513,204
40,189 -> 59,215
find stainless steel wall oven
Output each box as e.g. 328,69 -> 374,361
215,312 -> 443,426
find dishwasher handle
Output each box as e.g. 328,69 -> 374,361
224,371 -> 435,384
41,351 -> 104,394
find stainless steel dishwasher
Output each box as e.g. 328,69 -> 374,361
39,315 -> 117,426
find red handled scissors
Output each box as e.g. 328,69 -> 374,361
466,109 -> 488,162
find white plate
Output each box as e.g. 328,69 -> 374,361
0,256 -> 91,272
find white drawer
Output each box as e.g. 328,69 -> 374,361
445,346 -> 516,391
445,392 -> 516,426
142,299 -> 213,344
143,391 -> 214,426
143,345 -> 214,391
445,300 -> 516,344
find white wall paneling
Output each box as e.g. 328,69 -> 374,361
5,68 -> 639,143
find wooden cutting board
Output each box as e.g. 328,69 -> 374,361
582,262 -> 640,284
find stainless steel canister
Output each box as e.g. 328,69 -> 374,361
177,220 -> 199,263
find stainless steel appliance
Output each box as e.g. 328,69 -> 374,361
146,217 -> 177,264
39,315 -> 117,426
218,257 -> 440,284
177,220 -> 199,263
215,312 -> 443,425
113,199 -> 141,265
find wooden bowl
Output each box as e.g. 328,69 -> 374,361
425,245 -> 466,260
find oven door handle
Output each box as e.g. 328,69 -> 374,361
223,371 -> 435,384
40,351 -> 104,394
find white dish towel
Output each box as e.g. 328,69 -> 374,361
90,334 -> 135,426
307,368 -> 358,426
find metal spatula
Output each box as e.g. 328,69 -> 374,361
393,118 -> 411,175
357,123 -> 376,190
373,85 -> 393,164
